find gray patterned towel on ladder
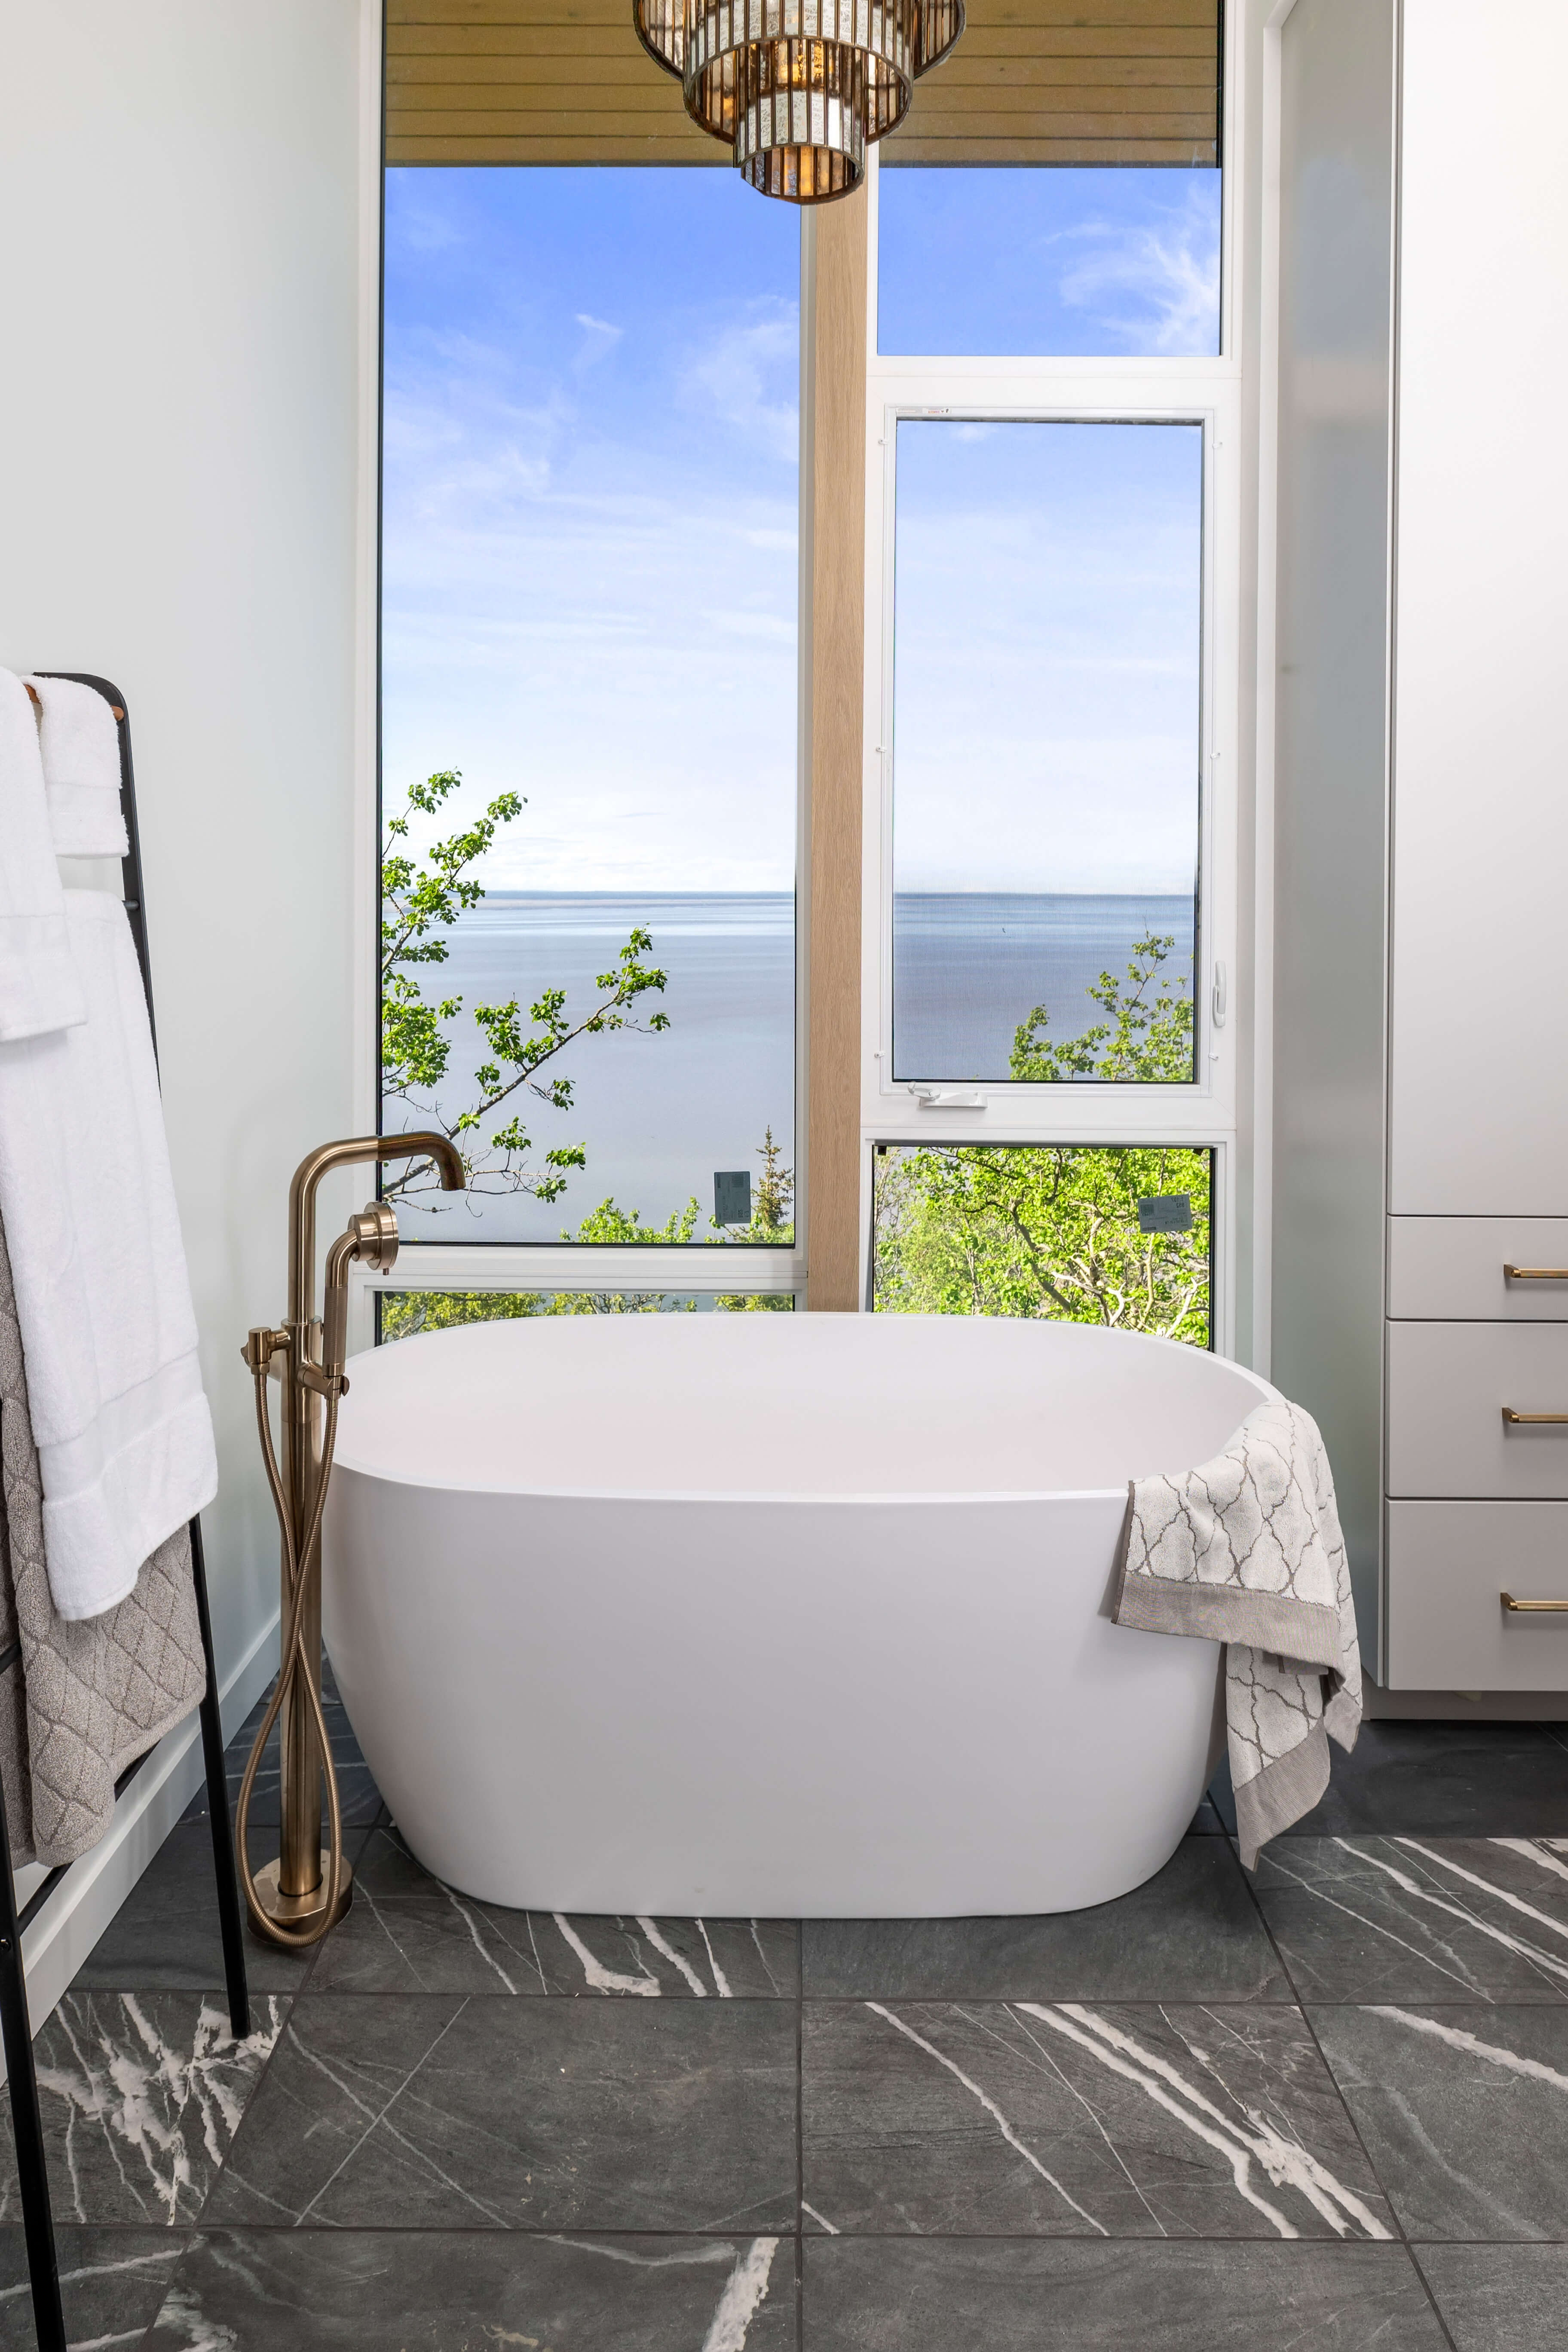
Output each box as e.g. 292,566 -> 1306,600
0,1210 -> 205,1866
1111,1396 -> 1362,1870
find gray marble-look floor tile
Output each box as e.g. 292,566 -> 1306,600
144,2228 -> 796,2350
1253,1836 -> 1568,2003
802,2239 -> 1449,2350
206,1993 -> 797,2234
803,1998 -> 1393,2240
1221,1720 -> 1568,1840
803,1839 -> 1288,2003
1414,2244 -> 1568,2352
310,1863 -> 798,1999
184,1680 -> 380,1829
1312,2001 -> 1568,2240
0,1994 -> 285,2227
70,1822 -> 312,1996
0,2226 -> 190,2352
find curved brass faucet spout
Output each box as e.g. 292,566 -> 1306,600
288,1130 -> 463,1329
239,1133 -> 466,1948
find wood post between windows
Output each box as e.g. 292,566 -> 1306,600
806,189 -> 867,1312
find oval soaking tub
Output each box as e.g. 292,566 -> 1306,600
322,1314 -> 1272,1917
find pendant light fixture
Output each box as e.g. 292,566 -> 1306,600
634,0 -> 964,203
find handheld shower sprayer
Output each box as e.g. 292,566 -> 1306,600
237,1133 -> 464,1946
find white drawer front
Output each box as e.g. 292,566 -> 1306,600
1388,1217 -> 1568,1320
1387,1322 -> 1568,1498
1387,1501 -> 1568,1690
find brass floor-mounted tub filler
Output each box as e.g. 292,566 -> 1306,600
237,1133 -> 464,1945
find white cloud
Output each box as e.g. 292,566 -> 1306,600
679,305 -> 799,465
573,312 -> 625,370
1053,187 -> 1222,357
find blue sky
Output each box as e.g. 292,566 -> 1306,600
893,420 -> 1203,895
879,166 -> 1221,357
383,164 -> 1218,897
383,168 -> 800,894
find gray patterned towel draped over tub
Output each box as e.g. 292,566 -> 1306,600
0,1207 -> 206,1867
1112,1396 -> 1363,1871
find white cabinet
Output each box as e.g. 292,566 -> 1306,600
1271,0 -> 1568,1688
1387,1506 -> 1568,1693
1386,2 -> 1568,1215
1386,1325 -> 1568,1502
1387,1221 -> 1568,1323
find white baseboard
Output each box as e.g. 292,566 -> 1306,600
6,1606 -> 281,2070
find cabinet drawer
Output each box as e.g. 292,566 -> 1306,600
1387,1502 -> 1568,1690
1387,1322 -> 1568,1498
1388,1217 -> 1568,1320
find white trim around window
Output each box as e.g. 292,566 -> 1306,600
851,140 -> 1246,1345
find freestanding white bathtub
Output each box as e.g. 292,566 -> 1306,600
322,1314 -> 1272,1917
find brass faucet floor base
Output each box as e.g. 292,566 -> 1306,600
246,1853 -> 353,1939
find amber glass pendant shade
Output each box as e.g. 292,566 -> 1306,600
633,0 -> 686,76
637,0 -> 962,203
915,0 -> 964,72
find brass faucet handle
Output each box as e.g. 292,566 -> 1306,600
348,1199 -> 399,1275
242,1326 -> 290,1374
320,1201 -> 401,1378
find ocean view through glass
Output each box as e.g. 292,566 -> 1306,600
382,168 -> 799,1244
891,419 -> 1204,1083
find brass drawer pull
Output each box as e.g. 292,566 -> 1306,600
1504,1264 -> 1568,1280
1502,1592 -> 1568,1613
1501,1407 -> 1568,1424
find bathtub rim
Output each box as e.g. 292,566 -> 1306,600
331,1316 -> 1279,1507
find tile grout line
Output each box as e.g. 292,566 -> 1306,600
1228,1824 -> 1464,2352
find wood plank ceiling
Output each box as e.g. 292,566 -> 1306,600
385,0 -> 1221,169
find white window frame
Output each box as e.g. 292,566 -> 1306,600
354,1 -> 1247,1344
357,186 -> 813,1337
856,112 -> 1245,1351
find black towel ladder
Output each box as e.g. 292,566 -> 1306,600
0,674 -> 250,2352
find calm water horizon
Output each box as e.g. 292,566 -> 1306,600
390,891 -> 1194,1245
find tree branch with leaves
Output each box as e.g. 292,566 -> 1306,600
380,768 -> 670,1207
873,936 -> 1210,1343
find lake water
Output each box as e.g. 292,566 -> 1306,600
389,891 -> 1195,1245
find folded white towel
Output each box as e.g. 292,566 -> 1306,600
0,670 -> 86,1041
0,889 -> 216,1619
23,675 -> 129,858
1112,1397 -> 1362,1869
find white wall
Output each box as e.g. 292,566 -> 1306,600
0,1 -> 373,1696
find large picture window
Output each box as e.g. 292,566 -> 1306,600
376,0 -> 1236,1335
380,167 -> 799,1251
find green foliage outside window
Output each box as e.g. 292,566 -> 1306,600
874,937 -> 1211,1345
380,784 -> 1201,1341
380,768 -> 669,1208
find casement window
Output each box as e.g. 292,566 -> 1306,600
377,0 -> 1237,1346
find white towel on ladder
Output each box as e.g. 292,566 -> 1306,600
0,669 -> 86,1041
24,674 -> 130,858
0,890 -> 217,1619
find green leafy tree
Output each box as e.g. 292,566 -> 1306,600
379,1130 -> 798,1336
1010,930 -> 1194,1084
380,768 -> 669,1207
711,1125 -> 795,1310
378,1287 -> 699,1339
874,936 -> 1210,1344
